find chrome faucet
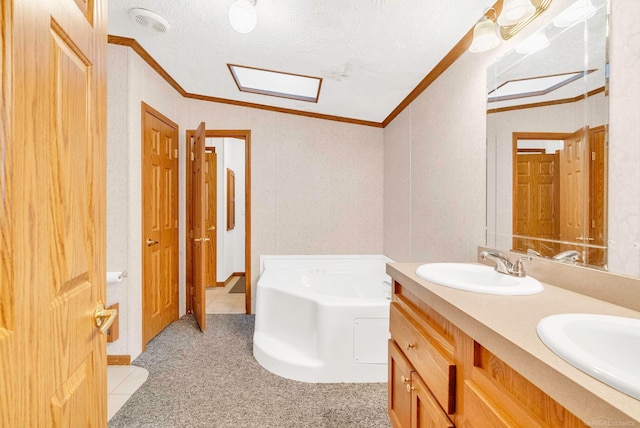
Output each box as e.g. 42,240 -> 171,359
480,250 -> 531,277
552,250 -> 581,263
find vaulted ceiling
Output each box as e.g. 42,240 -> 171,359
107,0 -> 496,124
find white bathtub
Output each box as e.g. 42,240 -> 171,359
253,255 -> 392,383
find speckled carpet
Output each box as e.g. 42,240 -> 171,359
108,314 -> 391,428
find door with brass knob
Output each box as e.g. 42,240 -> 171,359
141,104 -> 179,347
192,122 -> 208,332
1,0 -> 109,423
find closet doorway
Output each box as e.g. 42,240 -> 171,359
186,130 -> 251,315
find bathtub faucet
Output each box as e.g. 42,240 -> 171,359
480,250 -> 531,277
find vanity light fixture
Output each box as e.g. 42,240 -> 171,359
469,16 -> 502,53
498,0 -> 536,26
469,0 -> 552,53
229,0 -> 258,34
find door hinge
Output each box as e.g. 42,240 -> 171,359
174,149 -> 178,159
190,152 -> 195,161
592,151 -> 596,161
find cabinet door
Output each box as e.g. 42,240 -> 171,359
389,340 -> 414,428
411,374 -> 455,428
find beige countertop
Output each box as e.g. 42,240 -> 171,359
387,262 -> 640,425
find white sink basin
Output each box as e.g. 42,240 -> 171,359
537,314 -> 640,400
415,263 -> 543,295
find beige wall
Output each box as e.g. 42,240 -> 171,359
106,45 -> 188,359
384,0 -> 640,279
106,44 -> 384,360
383,43 -> 491,263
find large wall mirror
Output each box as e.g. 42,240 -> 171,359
486,0 -> 609,269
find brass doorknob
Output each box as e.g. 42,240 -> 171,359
194,237 -> 210,242
146,239 -> 159,246
206,226 -> 216,231
94,302 -> 118,334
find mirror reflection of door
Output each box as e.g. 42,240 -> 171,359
512,128 -> 607,266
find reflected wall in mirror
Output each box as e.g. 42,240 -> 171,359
486,0 -> 609,269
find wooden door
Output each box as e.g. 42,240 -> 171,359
1,0 -> 109,425
559,128 -> 588,254
142,105 -> 179,346
205,151 -> 218,287
513,153 -> 558,255
588,126 -> 607,266
192,122 -> 207,331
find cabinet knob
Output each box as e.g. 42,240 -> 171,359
401,375 -> 409,384
404,341 -> 414,350
406,383 -> 415,393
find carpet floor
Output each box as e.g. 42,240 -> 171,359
108,314 -> 391,428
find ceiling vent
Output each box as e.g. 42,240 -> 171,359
128,8 -> 171,33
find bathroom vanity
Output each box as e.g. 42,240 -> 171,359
387,255 -> 640,428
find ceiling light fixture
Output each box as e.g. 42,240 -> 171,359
469,0 -> 552,54
229,0 -> 257,34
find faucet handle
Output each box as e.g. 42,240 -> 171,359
512,256 -> 532,277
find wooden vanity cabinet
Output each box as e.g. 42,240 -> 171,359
389,279 -> 588,428
388,292 -> 457,428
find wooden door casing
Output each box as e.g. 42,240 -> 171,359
142,104 -> 179,346
192,122 -> 207,331
1,0 -> 109,425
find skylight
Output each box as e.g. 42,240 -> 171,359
488,71 -> 589,102
228,64 -> 322,103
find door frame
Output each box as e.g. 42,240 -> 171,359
141,102 -> 180,349
186,129 -> 252,314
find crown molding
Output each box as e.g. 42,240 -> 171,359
107,35 -> 382,128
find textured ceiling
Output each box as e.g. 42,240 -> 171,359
107,0 -> 495,123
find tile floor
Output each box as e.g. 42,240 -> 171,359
107,365 -> 149,421
206,276 -> 246,314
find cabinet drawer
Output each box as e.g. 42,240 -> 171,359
390,302 -> 456,414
